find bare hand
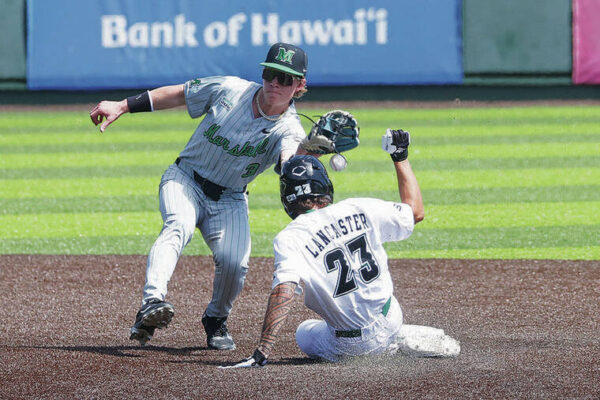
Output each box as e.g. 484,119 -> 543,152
90,100 -> 128,132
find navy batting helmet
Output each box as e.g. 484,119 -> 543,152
280,155 -> 334,219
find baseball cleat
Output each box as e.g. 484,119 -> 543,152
129,299 -> 175,346
201,312 -> 236,350
130,325 -> 155,346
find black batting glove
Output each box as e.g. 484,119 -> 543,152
218,349 -> 268,369
382,128 -> 410,162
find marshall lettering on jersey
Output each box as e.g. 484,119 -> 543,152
304,212 -> 369,258
203,123 -> 270,158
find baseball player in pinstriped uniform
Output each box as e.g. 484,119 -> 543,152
221,130 -> 460,368
90,43 -> 315,350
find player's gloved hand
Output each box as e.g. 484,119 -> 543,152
218,349 -> 268,369
300,109 -> 360,154
382,128 -> 410,162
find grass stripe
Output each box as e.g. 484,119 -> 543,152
413,132 -> 600,145
2,140 -> 598,161
0,166 -> 168,180
388,247 -> 599,260
2,143 -> 596,171
0,102 -> 600,129
3,124 -> 599,147
1,156 -> 598,180
419,185 -> 600,204
1,225 -> 597,258
1,105 -> 598,119
3,107 -> 600,134
394,124 -> 600,139
2,168 -> 597,198
0,109 -> 191,130
0,196 -> 158,214
3,185 -> 599,215
0,150 -> 180,169
355,117 -> 600,129
388,225 -> 599,250
420,202 -> 600,229
0,129 -> 192,146
347,157 -> 600,172
330,168 -> 600,191
0,177 -> 161,198
0,235 -> 210,255
0,211 -> 276,239
350,107 -> 600,126
363,142 -> 600,160
0,123 -> 194,135
0,142 -> 187,154
2,202 -> 597,239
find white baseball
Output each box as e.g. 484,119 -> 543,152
329,153 -> 347,171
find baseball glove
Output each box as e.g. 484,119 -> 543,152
300,109 -> 360,154
382,128 -> 410,161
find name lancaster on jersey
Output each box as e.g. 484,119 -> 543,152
304,212 -> 369,258
203,123 -> 269,157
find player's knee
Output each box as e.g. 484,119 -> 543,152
296,319 -> 321,354
161,217 -> 195,245
212,248 -> 249,271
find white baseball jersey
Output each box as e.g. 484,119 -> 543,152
272,198 -> 415,331
179,76 -> 305,189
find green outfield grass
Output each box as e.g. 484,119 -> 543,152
1,105 -> 598,259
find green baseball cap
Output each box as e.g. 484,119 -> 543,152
260,42 -> 308,77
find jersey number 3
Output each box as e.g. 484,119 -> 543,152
242,163 -> 260,178
324,234 -> 380,298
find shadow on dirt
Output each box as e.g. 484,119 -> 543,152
30,345 -> 207,358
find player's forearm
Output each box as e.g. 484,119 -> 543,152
394,160 -> 424,223
256,282 -> 297,358
148,84 -> 186,110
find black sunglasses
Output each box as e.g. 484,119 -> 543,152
262,68 -> 298,86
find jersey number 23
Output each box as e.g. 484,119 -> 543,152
324,234 -> 380,298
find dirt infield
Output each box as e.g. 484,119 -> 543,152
1,255 -> 598,399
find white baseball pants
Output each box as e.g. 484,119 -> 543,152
295,297 -> 460,361
295,296 -> 403,362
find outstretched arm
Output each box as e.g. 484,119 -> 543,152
394,159 -> 424,223
89,84 -> 185,132
257,282 -> 297,358
383,129 -> 424,224
219,282 -> 297,368
149,84 -> 186,110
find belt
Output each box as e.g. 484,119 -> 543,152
335,297 -> 392,338
175,157 -> 225,201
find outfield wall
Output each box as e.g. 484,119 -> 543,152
26,0 -> 462,89
0,0 -> 26,85
463,0 -> 571,76
1,0 -> 600,90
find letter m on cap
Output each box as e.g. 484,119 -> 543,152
276,47 -> 295,64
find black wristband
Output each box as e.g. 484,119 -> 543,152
390,149 -> 408,162
126,91 -> 153,113
253,349 -> 268,366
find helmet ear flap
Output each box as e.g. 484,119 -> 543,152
279,155 -> 333,219
279,179 -> 299,219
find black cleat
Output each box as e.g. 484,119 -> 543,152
129,299 -> 175,346
202,312 -> 236,350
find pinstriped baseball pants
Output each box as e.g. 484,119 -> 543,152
143,163 -> 251,317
